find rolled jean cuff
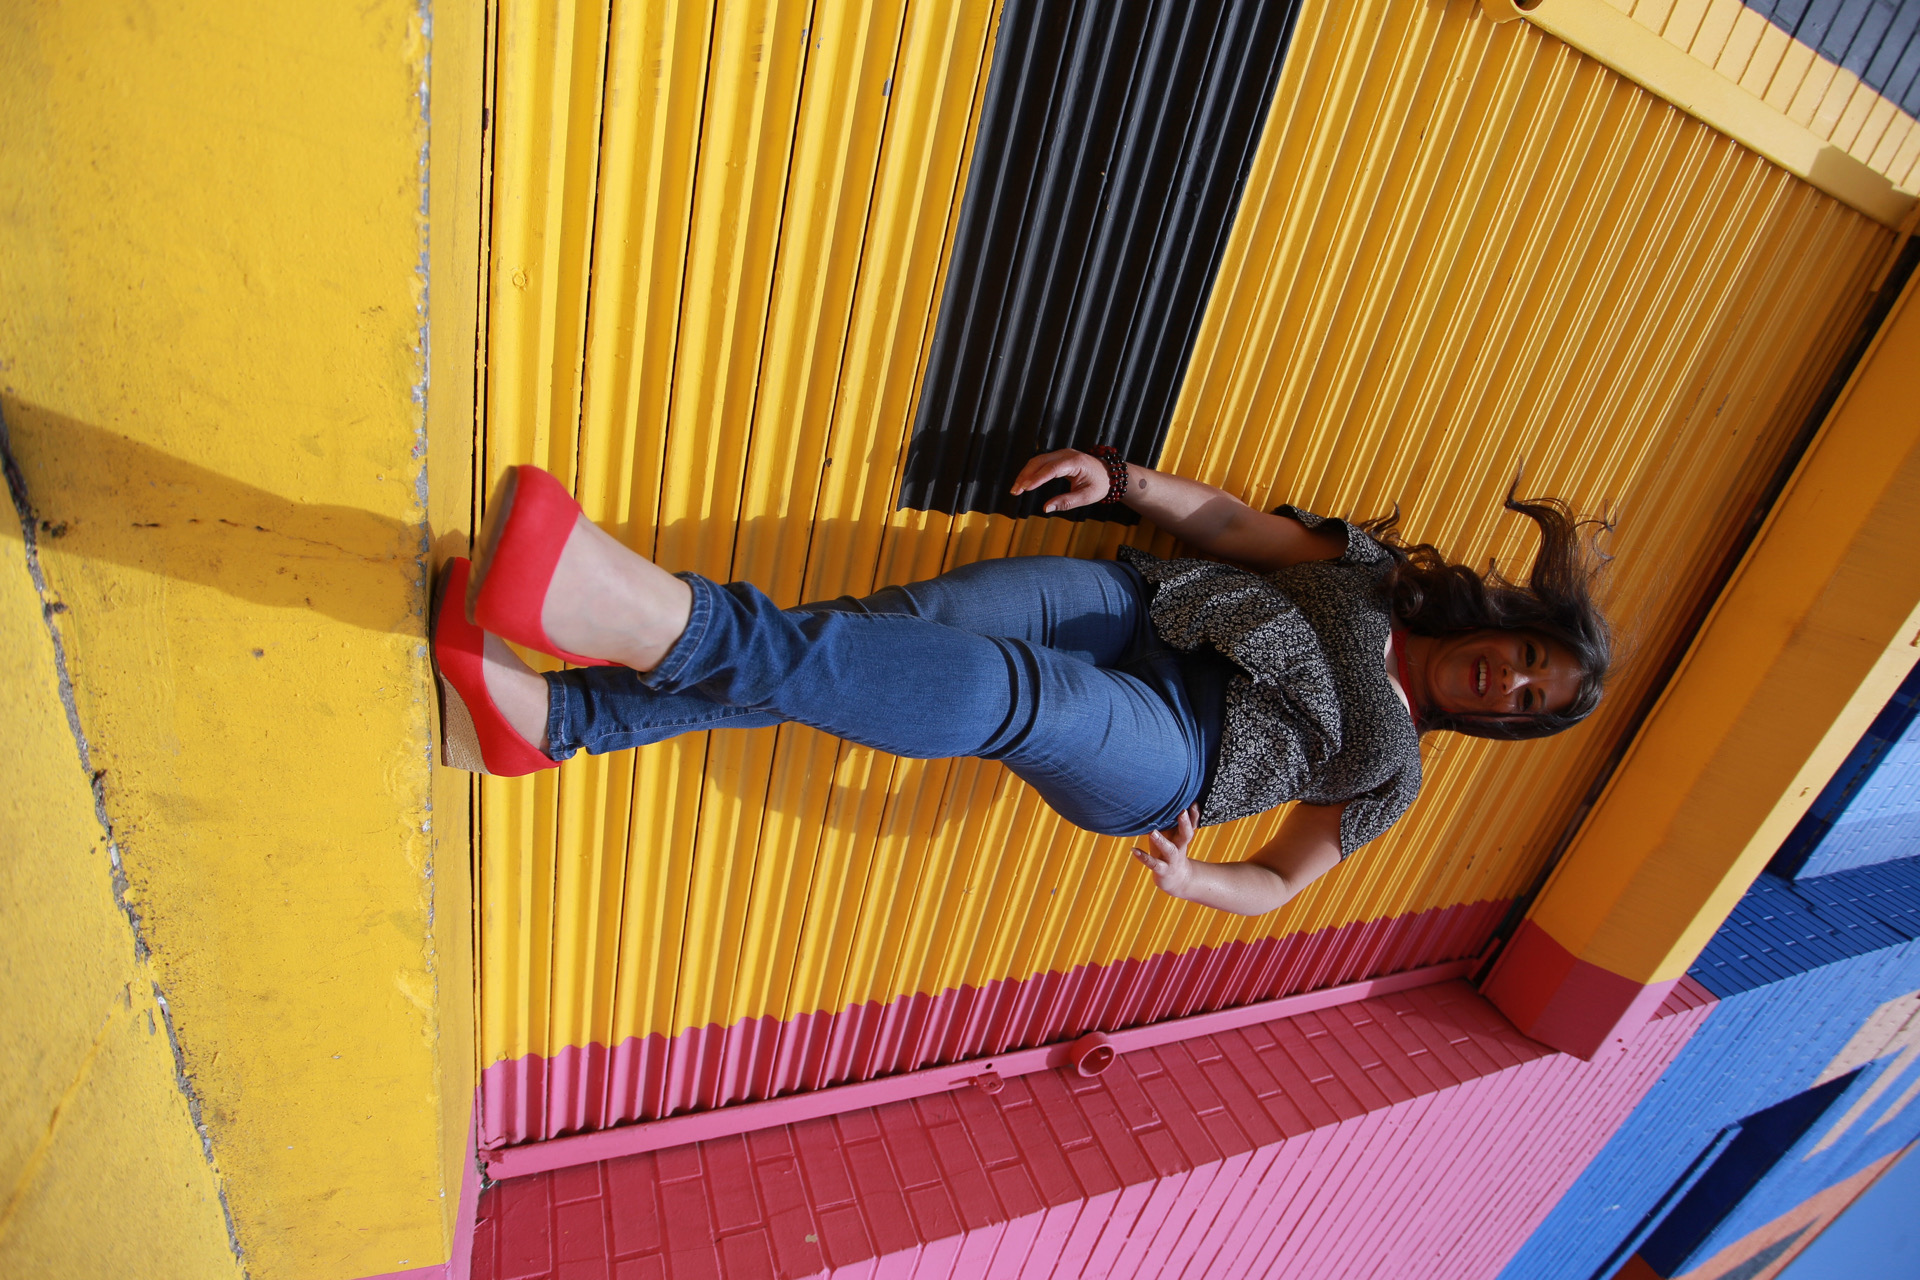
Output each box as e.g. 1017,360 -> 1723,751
542,671 -> 580,761
637,571 -> 718,692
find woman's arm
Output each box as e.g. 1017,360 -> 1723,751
1011,449 -> 1344,571
1131,802 -> 1344,916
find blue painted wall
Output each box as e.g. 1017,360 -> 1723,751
1683,1060 -> 1911,1268
1495,857 -> 1920,1280
1698,860 -> 1920,993
1774,661 -> 1920,880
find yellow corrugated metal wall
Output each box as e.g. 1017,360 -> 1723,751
476,0 -> 1896,1133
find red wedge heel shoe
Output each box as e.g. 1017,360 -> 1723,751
433,558 -> 558,777
467,465 -> 617,667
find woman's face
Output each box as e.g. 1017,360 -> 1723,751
1421,629 -> 1582,720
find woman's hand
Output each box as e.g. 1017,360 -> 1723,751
1128,802 -> 1343,915
1130,805 -> 1202,899
1010,449 -> 1113,513
1011,450 -> 1342,571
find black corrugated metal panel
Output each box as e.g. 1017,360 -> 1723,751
899,0 -> 1302,521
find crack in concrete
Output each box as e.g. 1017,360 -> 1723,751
0,408 -> 250,1276
209,516 -> 407,563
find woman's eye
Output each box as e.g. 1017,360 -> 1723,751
1525,643 -> 1537,666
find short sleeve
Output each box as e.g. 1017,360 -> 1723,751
1271,504 -> 1393,569
1335,758 -> 1421,856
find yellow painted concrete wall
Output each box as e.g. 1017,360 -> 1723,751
1,2 -> 482,1277
425,1 -> 488,1275
0,477 -> 243,1280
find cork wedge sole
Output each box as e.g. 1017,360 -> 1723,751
436,671 -> 492,774
433,560 -> 493,774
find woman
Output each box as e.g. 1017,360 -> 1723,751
432,448 -> 1610,917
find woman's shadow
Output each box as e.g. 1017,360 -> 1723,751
2,400 -> 438,635
0,400 -> 1009,837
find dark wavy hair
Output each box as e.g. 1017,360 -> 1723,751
1357,485 -> 1614,740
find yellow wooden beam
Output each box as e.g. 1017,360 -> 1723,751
1527,265 -> 1920,987
425,0 -> 490,1257
1490,0 -> 1917,228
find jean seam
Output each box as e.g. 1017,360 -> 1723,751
646,709 -> 764,730
646,571 -> 713,689
542,671 -> 576,760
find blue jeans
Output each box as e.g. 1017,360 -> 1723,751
543,557 -> 1229,836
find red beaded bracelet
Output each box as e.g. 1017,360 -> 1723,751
1089,444 -> 1129,504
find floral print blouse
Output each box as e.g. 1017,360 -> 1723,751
1117,506 -> 1421,856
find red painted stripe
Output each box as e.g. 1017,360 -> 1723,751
1482,918 -> 1681,1058
1657,972 -> 1718,1018
486,960 -> 1479,1180
483,899 -> 1508,1145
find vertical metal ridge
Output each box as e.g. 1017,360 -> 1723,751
569,0 -> 710,1129
712,0 -> 920,1101
478,0 -> 615,1137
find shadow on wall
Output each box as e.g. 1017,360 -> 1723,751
0,399 -> 457,635
0,400 -> 920,636
0,401 -> 1004,834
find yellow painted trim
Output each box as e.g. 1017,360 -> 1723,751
426,0 -> 489,1258
1515,0 -> 1917,226
1530,267 -> 1920,984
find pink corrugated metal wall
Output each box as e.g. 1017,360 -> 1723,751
481,899 -> 1510,1145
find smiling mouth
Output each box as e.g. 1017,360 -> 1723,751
1475,657 -> 1487,696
